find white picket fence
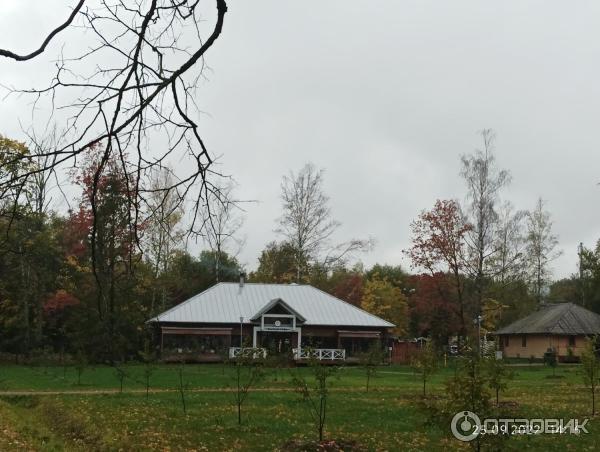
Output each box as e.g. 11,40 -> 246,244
292,348 -> 346,361
228,347 -> 267,359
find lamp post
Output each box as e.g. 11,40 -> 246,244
239,316 -> 244,349
474,315 -> 483,356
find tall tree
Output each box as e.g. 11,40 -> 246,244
405,199 -> 471,339
408,273 -> 461,344
73,147 -> 140,361
204,183 -> 245,282
490,201 -> 526,285
250,241 -> 300,284
525,198 -> 561,303
361,273 -> 408,336
144,168 -> 184,315
460,129 -> 511,314
276,163 -> 368,281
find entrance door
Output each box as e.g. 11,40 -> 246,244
259,331 -> 294,355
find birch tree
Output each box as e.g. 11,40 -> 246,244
276,163 -> 369,281
460,129 -> 511,313
145,168 -> 184,315
525,198 -> 561,303
491,201 -> 526,284
204,183 -> 245,282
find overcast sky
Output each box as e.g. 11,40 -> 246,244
1,0 -> 600,278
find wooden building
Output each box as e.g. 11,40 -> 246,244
148,278 -> 394,363
495,302 -> 600,360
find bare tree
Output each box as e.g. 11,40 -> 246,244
490,201 -> 526,285
276,163 -> 370,281
24,128 -> 62,215
204,183 -> 245,282
0,0 -> 230,259
460,129 -> 511,312
145,167 -> 184,314
525,198 -> 561,303
0,2 -> 233,340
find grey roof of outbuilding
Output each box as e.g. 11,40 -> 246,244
495,303 -> 600,335
149,282 -> 394,328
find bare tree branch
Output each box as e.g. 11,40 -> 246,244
0,0 -> 87,61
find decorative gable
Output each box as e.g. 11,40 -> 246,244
250,298 -> 305,331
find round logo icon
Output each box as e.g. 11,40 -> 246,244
274,320 -> 281,327
451,411 -> 481,442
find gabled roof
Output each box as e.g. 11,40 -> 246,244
150,282 -> 394,328
249,298 -> 307,322
495,303 -> 600,335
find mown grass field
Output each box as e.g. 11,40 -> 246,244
0,362 -> 598,451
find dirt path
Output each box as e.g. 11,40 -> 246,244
0,387 -> 295,396
0,386 -> 402,396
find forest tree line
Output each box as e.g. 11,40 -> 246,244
0,130 -> 595,362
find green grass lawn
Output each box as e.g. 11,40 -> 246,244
0,362 -> 598,451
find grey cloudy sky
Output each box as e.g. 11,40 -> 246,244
1,0 -> 600,278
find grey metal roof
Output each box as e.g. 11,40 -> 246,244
150,283 -> 394,328
495,303 -> 600,335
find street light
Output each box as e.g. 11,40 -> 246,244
239,316 -> 244,348
474,315 -> 483,356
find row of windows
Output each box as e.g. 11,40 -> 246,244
503,336 -> 577,347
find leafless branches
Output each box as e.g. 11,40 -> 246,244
0,0 -> 86,61
525,197 -> 562,303
204,182 -> 246,281
460,129 -> 511,310
276,163 -> 370,280
1,0 -> 229,244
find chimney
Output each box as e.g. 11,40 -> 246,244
239,272 -> 246,288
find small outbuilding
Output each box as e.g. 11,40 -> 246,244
148,279 -> 394,363
495,302 -> 600,361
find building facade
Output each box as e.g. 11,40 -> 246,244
495,302 -> 600,360
149,280 -> 394,363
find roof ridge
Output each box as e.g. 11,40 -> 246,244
221,282 -> 309,286
547,302 -> 573,334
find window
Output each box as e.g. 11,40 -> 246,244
569,336 -> 576,347
521,335 -> 527,347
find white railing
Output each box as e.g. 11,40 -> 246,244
292,348 -> 346,361
229,347 -> 267,359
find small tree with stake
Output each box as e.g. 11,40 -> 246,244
411,340 -> 438,397
580,336 -> 599,415
231,348 -> 265,426
176,358 -> 188,415
292,350 -> 339,442
114,366 -> 126,393
138,339 -> 156,399
74,348 -> 87,386
482,351 -> 513,406
445,342 -> 491,452
358,341 -> 385,392
544,348 -> 558,377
